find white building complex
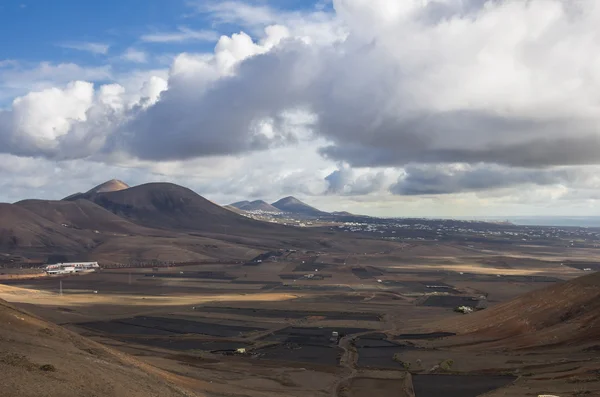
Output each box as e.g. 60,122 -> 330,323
45,262 -> 99,275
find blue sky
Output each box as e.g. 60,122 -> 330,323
1,1 -> 213,73
0,0 -> 333,105
0,0 -> 325,65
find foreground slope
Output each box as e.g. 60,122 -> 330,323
441,271 -> 600,349
0,298 -> 196,397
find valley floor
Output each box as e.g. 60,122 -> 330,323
1,242 -> 599,397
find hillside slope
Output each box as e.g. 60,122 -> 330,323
440,272 -> 600,349
0,203 -> 93,252
0,297 -> 197,397
90,179 -> 130,194
15,199 -> 156,235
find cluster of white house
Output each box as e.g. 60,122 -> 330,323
44,262 -> 99,275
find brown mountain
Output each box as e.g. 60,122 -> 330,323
90,179 -> 130,193
0,297 -> 196,397
75,182 -> 286,235
9,198 -> 257,263
9,181 -> 356,262
0,203 -> 93,252
15,199 -> 153,235
271,196 -> 327,217
441,271 -> 600,349
62,179 -> 130,200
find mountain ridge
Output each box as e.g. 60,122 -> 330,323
229,200 -> 281,213
271,196 -> 327,217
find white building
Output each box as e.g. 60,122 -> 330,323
45,262 -> 99,275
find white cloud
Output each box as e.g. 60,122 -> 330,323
0,59 -> 19,68
120,48 -> 148,63
0,61 -> 112,104
0,81 -> 121,158
3,62 -> 112,86
141,27 -> 218,43
201,1 -> 346,45
58,42 -> 110,55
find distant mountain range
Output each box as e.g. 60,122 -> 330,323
0,180 -> 347,264
229,196 -> 328,217
230,200 -> 281,213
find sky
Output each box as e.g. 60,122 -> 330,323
2,0 -> 600,218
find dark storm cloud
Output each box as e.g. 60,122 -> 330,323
317,110 -> 600,168
390,164 -> 574,196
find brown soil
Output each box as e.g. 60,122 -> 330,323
0,298 -> 201,397
438,271 -> 600,349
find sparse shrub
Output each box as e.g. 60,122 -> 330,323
392,354 -> 411,370
38,327 -> 53,336
439,359 -> 454,371
574,388 -> 592,396
39,364 -> 56,372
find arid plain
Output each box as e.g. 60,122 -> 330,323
3,240 -> 599,397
